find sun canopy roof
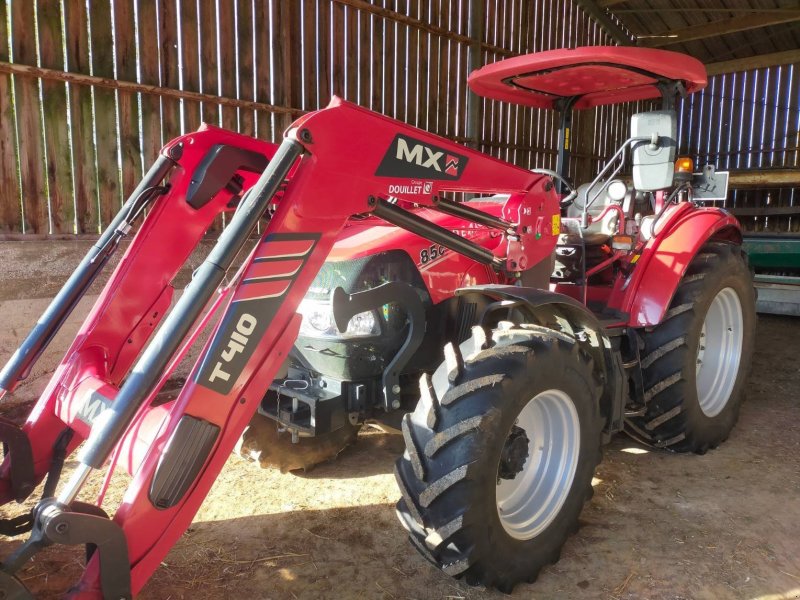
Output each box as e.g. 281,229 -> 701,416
467,46 -> 707,110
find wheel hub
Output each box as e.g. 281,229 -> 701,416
696,287 -> 744,417
496,389 -> 580,541
498,426 -> 530,480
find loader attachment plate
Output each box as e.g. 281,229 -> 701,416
468,46 -> 706,110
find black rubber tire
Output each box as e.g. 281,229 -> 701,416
625,242 -> 756,453
237,412 -> 360,473
395,324 -> 603,593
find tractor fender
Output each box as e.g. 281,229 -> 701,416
456,284 -> 626,439
621,204 -> 742,327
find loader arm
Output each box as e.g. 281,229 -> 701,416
0,97 -> 559,598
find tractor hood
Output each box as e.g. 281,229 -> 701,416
467,46 -> 706,110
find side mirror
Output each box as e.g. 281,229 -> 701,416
630,111 -> 677,191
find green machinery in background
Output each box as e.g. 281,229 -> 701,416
743,235 -> 800,316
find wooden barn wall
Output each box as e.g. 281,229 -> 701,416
0,0 -> 628,236
678,65 -> 800,235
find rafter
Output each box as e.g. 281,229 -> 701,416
706,49 -> 800,76
574,0 -> 634,45
638,12 -> 800,47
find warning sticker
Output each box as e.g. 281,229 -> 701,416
551,214 -> 561,235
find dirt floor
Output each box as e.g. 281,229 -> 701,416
0,292 -> 798,599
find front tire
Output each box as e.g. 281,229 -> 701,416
395,324 -> 602,592
625,242 -> 756,452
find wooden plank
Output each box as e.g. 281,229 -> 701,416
136,1 -> 164,166
113,0 -> 142,200
368,5 -> 381,112
727,205 -> 800,217
63,0 -> 99,234
357,3 -> 370,109
641,13 -> 800,48
36,1 -> 73,233
198,0 -> 220,127
158,0 -> 183,139
316,0 -> 332,107
253,0 -> 273,140
0,0 -> 21,232
273,1 -> 300,133
771,67 -> 790,170
402,0 -> 415,124
181,0 -> 203,133
11,0 -> 48,233
0,64 -> 291,117
380,0 -> 396,117
728,169 -> 800,189
434,0 -> 446,134
237,0 -> 256,133
298,0 -> 313,109
330,0 -> 513,56
786,65 -> 800,171
346,2 -> 359,104
327,1 -> 341,101
417,2 -> 429,129
89,0 -> 122,222
706,50 -> 800,76
572,0 -> 633,46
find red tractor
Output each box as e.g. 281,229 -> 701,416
0,47 -> 754,597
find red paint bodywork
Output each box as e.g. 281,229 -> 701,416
614,204 -> 741,327
0,98 -> 561,597
0,83 -> 741,593
468,46 -> 707,110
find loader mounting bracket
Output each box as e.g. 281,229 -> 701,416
0,417 -> 35,503
186,144 -> 270,209
332,282 -> 426,410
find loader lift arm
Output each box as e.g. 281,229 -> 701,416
0,97 -> 559,598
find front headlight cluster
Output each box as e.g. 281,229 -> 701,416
297,299 -> 380,338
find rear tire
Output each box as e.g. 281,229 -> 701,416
625,242 -> 756,453
237,412 -> 360,473
395,324 -> 602,592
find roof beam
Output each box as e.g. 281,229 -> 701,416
638,12 -> 800,47
573,0 -> 634,45
728,170 -> 800,189
596,0 -> 628,6
706,50 -> 800,76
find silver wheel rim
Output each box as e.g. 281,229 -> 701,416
496,389 -> 580,541
696,287 -> 744,417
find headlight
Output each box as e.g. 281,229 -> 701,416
297,299 -> 380,338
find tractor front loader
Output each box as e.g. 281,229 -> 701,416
0,47 -> 754,597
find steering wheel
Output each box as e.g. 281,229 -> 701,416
531,169 -> 577,208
